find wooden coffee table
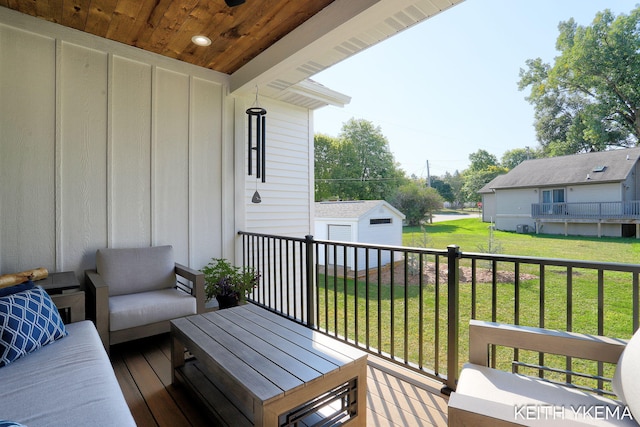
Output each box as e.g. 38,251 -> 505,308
170,304 -> 367,426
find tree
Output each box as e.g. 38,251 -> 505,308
314,118 -> 406,201
519,7 -> 640,154
462,149 -> 507,203
391,181 -> 443,226
501,147 -> 539,170
442,171 -> 465,207
468,149 -> 499,172
314,133 -> 340,201
430,177 -> 454,203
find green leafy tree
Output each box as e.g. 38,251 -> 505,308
501,147 -> 540,170
314,118 -> 406,201
462,149 -> 507,203
391,181 -> 443,226
429,177 -> 454,203
442,170 -> 465,207
519,7 -> 640,154
468,149 -> 499,172
314,133 -> 340,200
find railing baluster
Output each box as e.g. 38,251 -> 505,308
365,248 -> 370,350
390,250 -> 395,359
443,245 -> 460,394
343,245 -> 348,342
404,250 -> 409,363
566,266 -> 573,384
418,252 -> 424,370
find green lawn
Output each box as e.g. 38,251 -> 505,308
317,217 -> 640,387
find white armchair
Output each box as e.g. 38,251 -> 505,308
85,245 -> 204,352
448,320 -> 638,426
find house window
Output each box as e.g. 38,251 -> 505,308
370,218 -> 392,225
542,189 -> 565,204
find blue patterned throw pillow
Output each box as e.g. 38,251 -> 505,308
0,280 -> 35,298
0,286 -> 67,367
0,421 -> 27,427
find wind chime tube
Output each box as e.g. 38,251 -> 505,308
256,112 -> 261,179
247,113 -> 253,176
261,114 -> 266,182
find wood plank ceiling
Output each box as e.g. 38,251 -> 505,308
0,0 -> 336,75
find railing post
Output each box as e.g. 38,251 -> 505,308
442,244 -> 461,395
305,234 -> 316,329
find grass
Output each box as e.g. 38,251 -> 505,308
316,217 -> 640,388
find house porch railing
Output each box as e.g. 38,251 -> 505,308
238,231 -> 640,393
532,200 -> 640,220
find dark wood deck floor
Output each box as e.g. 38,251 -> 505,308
111,334 -> 449,427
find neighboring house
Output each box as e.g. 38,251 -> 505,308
479,147 -> 640,238
0,2 -> 463,279
314,200 -> 405,271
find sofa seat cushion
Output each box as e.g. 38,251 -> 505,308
109,288 -> 197,331
96,245 -> 176,296
0,320 -> 135,426
450,363 -> 635,426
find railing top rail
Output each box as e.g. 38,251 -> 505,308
462,251 -> 640,272
313,238 -> 449,255
238,230 -> 308,243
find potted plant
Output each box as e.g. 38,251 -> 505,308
201,258 -> 260,309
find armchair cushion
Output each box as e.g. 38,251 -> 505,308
612,328 -> 640,419
96,245 -> 176,296
109,288 -> 197,332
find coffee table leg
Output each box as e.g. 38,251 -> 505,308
171,333 -> 186,385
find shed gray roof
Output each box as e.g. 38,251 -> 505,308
480,147 -> 640,193
315,200 -> 405,219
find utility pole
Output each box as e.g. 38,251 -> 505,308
426,160 -> 431,187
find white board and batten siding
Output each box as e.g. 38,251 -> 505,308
0,10 -> 229,279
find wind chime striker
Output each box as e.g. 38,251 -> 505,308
247,87 -> 267,203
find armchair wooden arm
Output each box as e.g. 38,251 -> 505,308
174,263 -> 205,314
85,269 -> 110,351
469,319 -> 627,367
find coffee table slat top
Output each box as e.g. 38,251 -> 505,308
214,309 -> 339,374
233,303 -> 365,363
171,316 -> 283,400
171,304 -> 367,406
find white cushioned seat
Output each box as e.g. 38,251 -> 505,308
612,328 -> 640,421
109,288 -> 197,331
0,321 -> 135,426
451,363 -> 635,426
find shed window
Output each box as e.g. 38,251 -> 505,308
370,218 -> 392,225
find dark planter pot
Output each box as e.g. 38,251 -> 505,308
216,293 -> 239,309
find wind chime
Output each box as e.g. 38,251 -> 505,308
247,86 -> 267,203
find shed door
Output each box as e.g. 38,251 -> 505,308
328,225 -> 351,267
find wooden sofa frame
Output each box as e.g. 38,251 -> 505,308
85,263 -> 205,351
448,320 -> 629,426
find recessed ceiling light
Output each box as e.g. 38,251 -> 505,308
191,35 -> 211,46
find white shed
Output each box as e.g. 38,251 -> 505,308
314,200 -> 405,271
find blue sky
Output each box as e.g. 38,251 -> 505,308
313,0 -> 638,178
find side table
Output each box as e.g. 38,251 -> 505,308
39,271 -> 85,323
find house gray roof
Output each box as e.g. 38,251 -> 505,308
480,147 -> 640,193
315,200 -> 405,219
